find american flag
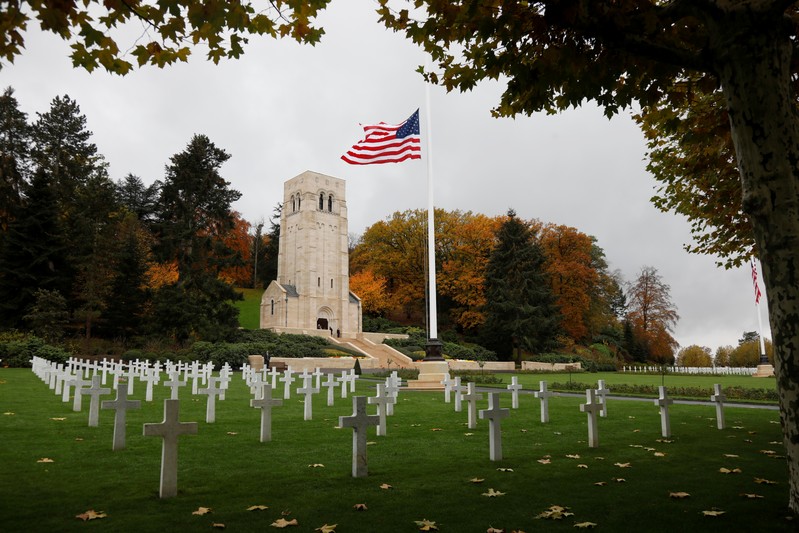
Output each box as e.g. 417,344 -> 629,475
341,109 -> 421,165
751,258 -> 762,304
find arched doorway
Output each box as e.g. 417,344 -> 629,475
317,306 -> 334,333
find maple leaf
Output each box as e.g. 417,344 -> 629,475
669,492 -> 690,499
566,454 -> 581,459
482,488 -> 506,497
464,433 -> 474,436
755,478 -> 778,485
431,428 -> 443,432
353,503 -> 368,511
487,527 -> 505,533
76,509 -> 107,521
612,478 -> 626,483
50,417 -> 66,421
654,452 -> 666,457
723,454 -> 739,458
414,518 -> 439,531
577,464 -> 588,469
537,459 -> 551,465
470,478 -> 485,483
315,524 -> 337,533
271,518 -> 299,528
308,464 -> 325,468
574,522 -> 598,529
226,432 -> 238,436
594,481 -> 607,486
719,468 -> 742,474
741,493 -> 764,499
535,505 -> 573,520
247,505 -> 269,511
614,463 -> 631,468
702,509 -> 726,517
497,468 -> 514,472
380,483 -> 393,490
37,458 -> 54,463
212,524 -> 226,529
760,450 -> 777,455
192,507 -> 212,515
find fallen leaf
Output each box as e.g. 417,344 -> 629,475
411,424 -> 421,427
520,429 -> 528,433
577,464 -> 588,469
315,524 -> 336,533
755,478 -> 778,485
632,429 -> 640,433
212,524 -> 226,529
553,431 -> 562,435
612,478 -> 626,483
414,518 -> 439,531
535,505 -> 573,520
3,412 -> 14,415
192,507 -> 212,516
226,432 -> 237,436
741,493 -> 764,499
719,468 -> 742,474
574,522 -> 598,529
537,459 -> 551,465
497,468 -> 514,472
380,483 -> 393,490
431,428 -> 443,432
656,438 -> 673,443
50,417 -> 66,421
75,437 -> 83,441
353,503 -> 368,511
367,441 -> 377,445
247,505 -> 269,511
464,433 -> 474,436
594,482 -> 607,486
566,454 -> 581,459
614,463 -> 631,468
37,458 -> 54,463
271,518 -> 299,528
670,492 -> 690,499
744,439 -> 753,443
487,527 -> 504,533
644,447 -> 656,452
628,416 -> 636,419
470,478 -> 485,484
76,510 -> 107,521
760,450 -> 777,455
654,452 -> 666,457
629,445 -> 643,448
482,488 -> 506,497
308,464 -> 325,468
723,454 -> 739,458
732,426 -> 744,429
702,509 -> 726,517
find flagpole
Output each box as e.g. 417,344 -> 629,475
752,258 -> 768,365
423,71 -> 443,361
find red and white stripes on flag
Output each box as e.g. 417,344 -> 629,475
751,259 -> 763,304
341,109 -> 421,165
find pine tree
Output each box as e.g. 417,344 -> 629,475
481,210 -> 560,362
0,87 -> 31,232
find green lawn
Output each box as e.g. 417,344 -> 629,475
1,368 -> 792,531
234,288 -> 264,330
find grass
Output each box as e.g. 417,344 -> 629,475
0,368 -> 793,532
234,288 -> 264,330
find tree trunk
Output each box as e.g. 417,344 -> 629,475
713,17 -> 799,513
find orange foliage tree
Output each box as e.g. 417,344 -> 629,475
349,269 -> 393,316
626,266 -> 679,363
217,212 -> 252,286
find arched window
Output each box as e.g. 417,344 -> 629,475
291,195 -> 296,212
317,277 -> 321,287
330,278 -> 333,288
328,194 -> 333,212
319,193 -> 324,210
297,195 -> 301,210
270,299 -> 275,315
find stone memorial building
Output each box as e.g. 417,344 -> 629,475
260,171 -> 362,337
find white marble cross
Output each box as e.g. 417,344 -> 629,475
69,375 -> 92,412
339,396 -> 380,477
462,381 -> 483,429
198,377 -> 223,423
250,382 -> 283,442
101,384 -> 141,450
322,373 -> 340,407
61,371 -> 76,403
384,376 -> 400,416
143,399 -> 198,498
125,364 -> 137,395
579,389 -> 602,448
507,376 -> 523,409
296,375 -> 319,421
268,366 -> 280,388
654,385 -> 674,438
163,371 -> 186,400
534,381 -> 554,423
452,377 -> 466,413
217,367 -> 232,401
441,374 -> 454,403
187,362 -> 201,395
313,367 -> 325,389
250,372 -> 265,400
478,392 -> 510,461
338,371 -> 350,399
596,379 -> 609,418
348,368 -> 358,393
367,383 -> 392,436
280,369 -> 295,400
710,383 -> 726,430
141,368 -> 160,402
81,375 -> 111,427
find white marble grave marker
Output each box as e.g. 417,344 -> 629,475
251,373 -> 265,400
338,371 -> 349,399
143,399 -> 198,498
250,382 -> 283,442
322,373 -> 340,407
462,381 -> 483,430
507,376 -> 522,409
367,383 -> 392,436
534,381 -> 554,423
101,385 -> 141,450
596,379 -> 609,418
163,371 -> 186,400
710,383 -> 726,430
69,376 -> 91,412
384,376 -> 400,416
339,396 -> 380,477
441,374 -> 454,403
478,392 -> 510,461
313,367 -> 324,389
297,375 -> 319,421
141,368 -> 160,402
268,365 -> 280,388
198,378 -> 223,424
579,389 -> 602,448
81,375 -> 111,427
654,385 -> 674,438
348,368 -> 358,393
452,377 -> 465,413
280,369 -> 295,400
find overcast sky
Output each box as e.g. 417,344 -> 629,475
1,2 -> 770,353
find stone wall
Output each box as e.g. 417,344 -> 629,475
521,361 -> 582,372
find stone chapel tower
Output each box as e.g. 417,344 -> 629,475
260,171 -> 362,336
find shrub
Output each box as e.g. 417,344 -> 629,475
0,334 -> 71,367
549,381 -> 778,402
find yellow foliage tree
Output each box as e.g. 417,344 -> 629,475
676,345 -> 713,367
349,269 -> 393,316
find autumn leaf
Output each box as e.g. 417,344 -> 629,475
76,509 -> 107,521
670,492 -> 690,499
574,522 -> 598,529
315,524 -> 337,533
702,509 -> 726,517
37,458 -> 54,463
212,524 -> 226,529
577,464 -> 588,469
535,505 -> 573,520
755,478 -> 778,485
482,488 -> 506,497
614,463 -> 631,468
612,478 -> 626,483
3,412 -> 14,415
497,468 -> 514,472
654,452 -> 666,457
537,459 -> 551,465
192,507 -> 212,516
272,518 -> 299,528
353,503 -> 368,511
594,482 -> 607,486
759,450 -> 777,455
719,468 -> 742,474
566,454 -> 581,459
431,428 -> 443,432
414,518 -> 439,531
380,483 -> 393,490
50,417 -> 66,421
487,527 -> 505,533
470,478 -> 485,484
247,505 -> 269,511
723,454 -> 739,458
308,464 -> 325,468
741,493 -> 764,499
226,432 -> 238,436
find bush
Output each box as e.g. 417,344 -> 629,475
452,370 -> 503,384
0,334 -> 71,367
549,381 -> 779,402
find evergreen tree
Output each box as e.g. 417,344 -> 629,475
261,203 -> 281,285
0,87 -> 31,231
481,209 -> 560,362
115,173 -> 160,225
0,169 -> 70,326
